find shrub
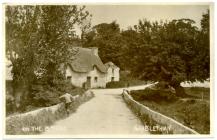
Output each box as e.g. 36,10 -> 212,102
29,82 -> 82,108
106,81 -> 126,88
130,88 -> 178,102
70,87 -> 86,96
105,71 -> 148,88
106,80 -> 147,88
6,94 -> 15,116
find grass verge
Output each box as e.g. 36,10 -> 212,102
130,87 -> 210,134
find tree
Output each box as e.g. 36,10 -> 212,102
6,5 -> 90,109
36,6 -> 89,86
130,15 -> 209,96
79,15 -> 92,45
6,6 -> 40,109
83,21 -> 125,68
121,29 -> 142,70
191,10 -> 210,81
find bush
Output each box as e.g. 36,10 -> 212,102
130,88 -> 178,102
70,87 -> 86,96
29,81 -> 82,108
105,71 -> 148,88
106,81 -> 126,88
106,80 -> 147,88
6,94 -> 15,116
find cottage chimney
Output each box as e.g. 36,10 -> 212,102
91,47 -> 98,56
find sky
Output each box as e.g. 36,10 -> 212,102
75,4 -> 209,36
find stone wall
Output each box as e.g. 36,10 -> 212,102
6,90 -> 94,135
122,90 -> 199,134
6,90 -> 94,120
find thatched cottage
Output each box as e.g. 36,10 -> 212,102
6,47 -> 120,89
65,47 -> 120,88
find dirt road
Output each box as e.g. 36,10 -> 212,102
42,84 -> 152,136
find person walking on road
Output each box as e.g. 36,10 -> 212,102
59,93 -> 74,115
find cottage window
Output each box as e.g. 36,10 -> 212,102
111,77 -> 114,82
94,77 -> 98,83
67,76 -> 72,81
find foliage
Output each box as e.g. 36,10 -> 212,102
130,89 -> 178,102
6,5 -> 90,109
190,11 -> 210,81
106,71 -> 147,88
130,18 -> 201,96
106,81 -> 126,88
84,10 -> 210,96
106,80 -> 147,88
6,84 -> 85,116
83,21 -> 125,67
28,85 -> 85,108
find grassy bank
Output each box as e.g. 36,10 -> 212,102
130,87 -> 210,134
6,91 -> 94,135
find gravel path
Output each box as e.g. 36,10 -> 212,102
42,84 -> 152,136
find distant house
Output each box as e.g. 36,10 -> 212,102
105,62 -> 120,83
65,47 -> 120,88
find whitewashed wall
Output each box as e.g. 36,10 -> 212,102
106,67 -> 120,83
65,66 -> 107,88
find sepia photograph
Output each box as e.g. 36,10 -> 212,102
4,2 -> 213,138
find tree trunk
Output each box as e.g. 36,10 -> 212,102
12,83 -> 24,111
172,84 -> 187,97
12,79 -> 30,112
158,65 -> 187,97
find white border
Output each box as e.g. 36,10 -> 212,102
1,0 -> 216,139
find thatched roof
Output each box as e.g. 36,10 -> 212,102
68,47 -> 107,73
